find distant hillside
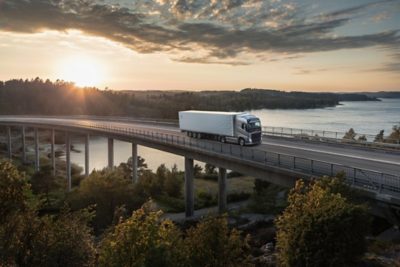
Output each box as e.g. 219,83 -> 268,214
363,91 -> 400,98
0,78 -> 378,119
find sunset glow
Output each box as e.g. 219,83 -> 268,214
0,0 -> 398,91
58,56 -> 105,87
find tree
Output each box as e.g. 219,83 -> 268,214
387,125 -> 400,144
67,169 -> 145,233
118,156 -> 148,179
185,216 -> 252,267
374,130 -> 385,142
0,161 -> 96,267
194,164 -> 203,178
275,178 -> 370,267
163,164 -> 183,198
22,207 -> 96,267
30,165 -> 65,206
98,208 -> 186,267
204,163 -> 216,175
343,128 -> 356,140
0,161 -> 33,265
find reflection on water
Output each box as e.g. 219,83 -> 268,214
70,98 -> 400,172
70,138 -> 185,172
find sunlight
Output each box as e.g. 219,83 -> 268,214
58,55 -> 104,87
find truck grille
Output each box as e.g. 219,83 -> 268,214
252,132 -> 262,143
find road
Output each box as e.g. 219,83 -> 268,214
1,116 -> 399,177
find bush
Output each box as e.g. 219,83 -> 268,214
67,169 -> 145,233
0,161 -> 95,267
275,178 -> 370,267
30,165 -> 66,207
343,128 -> 356,140
24,208 -> 96,267
185,216 -> 252,267
99,209 -> 186,267
196,190 -> 217,208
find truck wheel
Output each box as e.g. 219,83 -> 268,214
238,138 -> 245,146
220,136 -> 226,143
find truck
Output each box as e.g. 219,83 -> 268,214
178,110 -> 262,146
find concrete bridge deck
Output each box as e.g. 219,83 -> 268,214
0,116 -> 399,213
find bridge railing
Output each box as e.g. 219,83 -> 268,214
262,126 -> 400,150
78,121 -> 400,197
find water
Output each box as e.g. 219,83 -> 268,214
70,98 -> 400,172
250,98 -> 400,135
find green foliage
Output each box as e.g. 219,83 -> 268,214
196,190 -> 217,208
20,208 -> 96,267
0,161 -> 31,220
163,165 -> 183,198
204,163 -> 216,175
184,216 -> 253,267
358,135 -> 367,141
193,164 -> 203,178
67,168 -> 145,233
387,124 -> 400,143
0,161 -> 95,267
248,180 -> 287,214
118,155 -> 148,179
343,128 -> 356,140
99,208 -> 186,267
30,165 -> 66,207
275,178 -> 370,267
374,130 -> 385,142
136,164 -> 183,199
99,211 -> 253,267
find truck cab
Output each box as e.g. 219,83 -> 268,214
234,114 -> 262,146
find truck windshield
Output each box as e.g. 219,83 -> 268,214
247,120 -> 261,132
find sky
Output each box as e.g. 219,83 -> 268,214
0,0 -> 399,92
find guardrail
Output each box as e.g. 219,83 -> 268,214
263,126 -> 400,150
1,119 -> 399,199
72,121 -> 399,198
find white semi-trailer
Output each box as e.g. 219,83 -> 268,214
178,110 -> 262,146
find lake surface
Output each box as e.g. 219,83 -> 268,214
249,98 -> 400,135
70,98 -> 400,172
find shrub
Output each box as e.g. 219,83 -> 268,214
185,216 -> 252,267
99,209 -> 186,267
67,169 -> 145,233
275,178 -> 370,267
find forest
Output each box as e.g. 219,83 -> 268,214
0,78 -> 378,119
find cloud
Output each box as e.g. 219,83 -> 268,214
371,53 -> 400,73
0,0 -> 399,65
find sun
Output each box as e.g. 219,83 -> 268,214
58,56 -> 104,87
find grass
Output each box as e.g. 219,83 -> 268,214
194,176 -> 255,196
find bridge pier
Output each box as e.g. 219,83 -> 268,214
218,167 -> 227,214
51,129 -> 55,176
85,134 -> 90,177
7,126 -> 11,160
108,138 -> 114,169
185,157 -> 194,218
132,143 -> 138,183
34,128 -> 39,171
21,126 -> 26,163
66,133 -> 71,191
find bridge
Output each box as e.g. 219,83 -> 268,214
0,116 -> 399,219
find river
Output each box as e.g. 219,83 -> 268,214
69,98 -> 400,172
